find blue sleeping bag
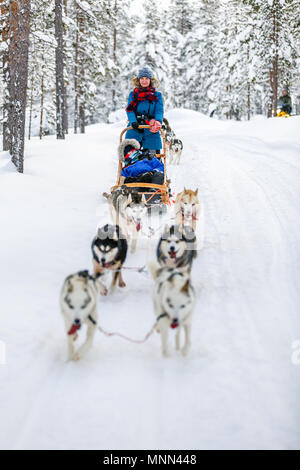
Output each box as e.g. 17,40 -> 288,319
121,157 -> 164,178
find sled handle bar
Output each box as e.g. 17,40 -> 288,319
119,125 -> 166,158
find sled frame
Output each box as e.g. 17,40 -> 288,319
111,125 -> 170,205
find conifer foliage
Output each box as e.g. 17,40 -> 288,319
0,0 -> 299,172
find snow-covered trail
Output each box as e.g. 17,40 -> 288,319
1,110 -> 300,450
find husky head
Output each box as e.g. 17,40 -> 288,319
159,225 -> 188,261
92,224 -> 123,267
166,131 -> 175,144
62,271 -> 95,334
124,192 -> 147,232
162,273 -> 193,328
171,139 -> 183,153
150,264 -> 194,328
176,188 -> 199,221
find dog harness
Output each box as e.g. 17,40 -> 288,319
157,313 -> 179,329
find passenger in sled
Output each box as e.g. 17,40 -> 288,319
118,66 -> 164,188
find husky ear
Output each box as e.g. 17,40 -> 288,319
142,194 -> 147,204
194,188 -> 198,196
175,191 -> 182,203
127,194 -> 132,204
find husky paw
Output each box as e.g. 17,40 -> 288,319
100,287 -> 108,296
181,346 -> 190,356
119,280 -> 126,288
73,353 -> 81,361
162,350 -> 170,358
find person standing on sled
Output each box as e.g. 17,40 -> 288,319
125,66 -> 164,155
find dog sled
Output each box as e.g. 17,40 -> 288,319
111,125 -> 171,208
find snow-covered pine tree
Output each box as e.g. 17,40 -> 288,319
184,0 -> 220,114
28,1 -> 56,139
124,1 -> 171,105
243,0 -> 300,117
167,0 -> 195,108
109,0 -> 134,112
68,0 -> 116,131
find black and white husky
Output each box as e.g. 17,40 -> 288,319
169,138 -> 183,165
149,264 -> 195,357
104,187 -> 147,253
60,270 -> 99,361
92,224 -> 128,295
157,225 -> 197,272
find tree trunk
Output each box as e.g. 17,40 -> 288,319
269,2 -> 279,117
112,0 -> 118,111
28,77 -> 34,140
63,0 -> 68,134
78,12 -> 85,133
9,0 -> 31,173
55,0 -> 65,139
40,72 -> 44,139
74,13 -> 79,134
0,0 -> 10,151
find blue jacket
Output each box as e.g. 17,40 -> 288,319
126,90 -> 164,150
121,157 -> 164,178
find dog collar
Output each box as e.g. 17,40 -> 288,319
157,313 -> 168,322
88,315 -> 97,325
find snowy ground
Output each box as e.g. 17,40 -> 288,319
1,110 -> 300,450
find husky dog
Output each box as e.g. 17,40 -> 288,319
60,270 -> 99,361
169,138 -> 183,165
149,264 -> 195,357
157,224 -> 197,272
162,117 -> 172,134
165,130 -> 175,145
104,187 -> 147,253
175,188 -> 201,232
92,224 -> 128,295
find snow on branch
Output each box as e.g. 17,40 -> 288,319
31,31 -> 57,48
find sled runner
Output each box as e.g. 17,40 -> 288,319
111,125 -> 171,207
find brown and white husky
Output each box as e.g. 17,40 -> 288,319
174,188 -> 204,249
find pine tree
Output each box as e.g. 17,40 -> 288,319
28,0 -> 56,139
166,0 -> 196,108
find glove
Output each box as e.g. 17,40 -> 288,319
149,119 -> 162,133
132,121 -> 144,133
